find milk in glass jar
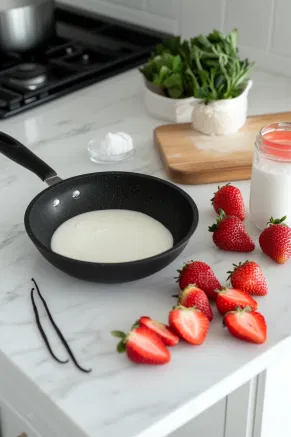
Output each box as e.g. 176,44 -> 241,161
250,122 -> 291,229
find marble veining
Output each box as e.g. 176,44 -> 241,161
1,68 -> 291,437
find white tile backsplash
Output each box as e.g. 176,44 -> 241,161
62,0 -> 291,75
61,0 -> 179,33
106,0 -> 143,10
272,0 -> 291,57
180,0 -> 291,74
180,0 -> 225,38
224,0 -> 273,51
145,0 -> 177,20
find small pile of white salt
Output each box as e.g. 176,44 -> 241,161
88,132 -> 135,163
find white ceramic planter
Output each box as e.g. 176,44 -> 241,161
191,80 -> 253,135
143,79 -> 201,123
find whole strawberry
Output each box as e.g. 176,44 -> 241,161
259,216 -> 291,264
178,284 -> 213,321
227,261 -> 268,296
211,184 -> 246,221
209,209 -> 255,253
177,261 -> 221,300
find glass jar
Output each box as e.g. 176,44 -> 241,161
250,122 -> 291,230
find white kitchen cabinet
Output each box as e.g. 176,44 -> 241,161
169,379 -> 264,437
0,402 -> 40,437
260,351 -> 291,437
169,398 -> 226,437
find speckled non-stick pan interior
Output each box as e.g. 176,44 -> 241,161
25,172 -> 199,282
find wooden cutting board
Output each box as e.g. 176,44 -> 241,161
154,112 -> 291,185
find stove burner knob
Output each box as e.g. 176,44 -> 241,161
82,54 -> 89,63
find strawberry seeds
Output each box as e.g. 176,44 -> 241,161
110,182 -> 291,365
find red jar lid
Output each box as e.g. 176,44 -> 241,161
259,124 -> 291,161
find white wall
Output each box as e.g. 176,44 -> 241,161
61,0 -> 291,75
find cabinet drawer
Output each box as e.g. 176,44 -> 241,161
0,402 -> 40,437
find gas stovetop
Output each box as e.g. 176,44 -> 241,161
0,4 -> 168,119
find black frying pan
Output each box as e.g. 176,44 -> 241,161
0,132 -> 199,283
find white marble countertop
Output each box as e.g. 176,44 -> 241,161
1,68 -> 291,437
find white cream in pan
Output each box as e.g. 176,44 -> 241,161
51,209 -> 174,263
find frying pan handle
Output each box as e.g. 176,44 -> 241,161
0,131 -> 58,182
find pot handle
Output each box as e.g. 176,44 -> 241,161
0,131 -> 58,183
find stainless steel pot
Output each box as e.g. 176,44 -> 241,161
0,0 -> 55,53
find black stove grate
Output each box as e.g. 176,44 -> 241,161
0,5 -> 169,119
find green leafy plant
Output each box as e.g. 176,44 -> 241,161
140,29 -> 255,102
140,53 -> 183,98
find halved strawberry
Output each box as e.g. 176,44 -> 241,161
169,305 -> 209,345
215,287 -> 258,315
111,324 -> 170,365
138,316 -> 179,346
224,307 -> 267,344
178,285 -> 213,321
